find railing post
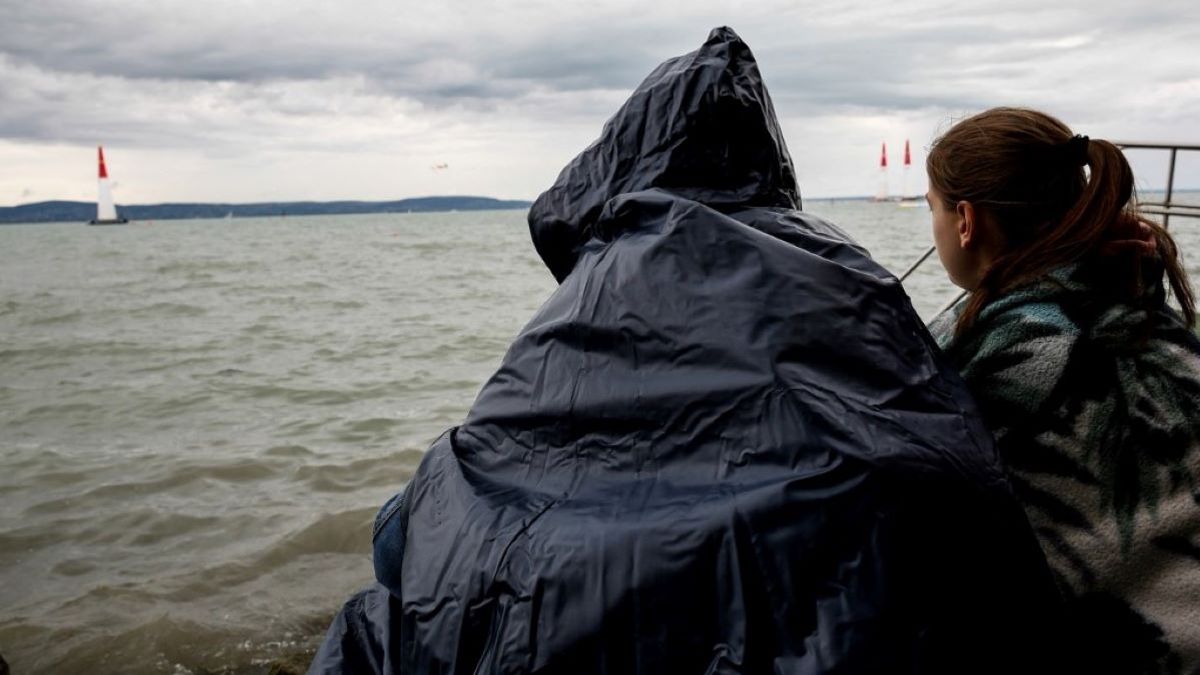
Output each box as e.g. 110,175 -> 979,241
1164,148 -> 1177,229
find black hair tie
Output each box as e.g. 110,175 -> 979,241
1064,134 -> 1090,165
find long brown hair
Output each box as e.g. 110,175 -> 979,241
926,107 -> 1195,335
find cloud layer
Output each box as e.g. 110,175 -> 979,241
2,0 -> 1198,203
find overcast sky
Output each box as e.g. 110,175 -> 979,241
1,0 -> 1198,205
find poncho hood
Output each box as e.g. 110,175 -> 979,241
529,26 -> 801,282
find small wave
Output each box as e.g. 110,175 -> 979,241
26,509 -> 226,550
403,241 -> 456,254
322,339 -> 410,362
0,518 -> 81,550
28,309 -> 86,326
33,467 -> 97,487
175,278 -> 231,292
1,340 -> 216,364
412,334 -> 511,361
262,444 -> 315,458
28,459 -> 285,511
325,417 -> 412,449
343,417 -> 404,434
0,348 -> 33,364
2,447 -> 70,470
19,613 -> 309,675
190,459 -> 282,483
128,302 -> 208,318
155,259 -> 260,276
51,558 -> 97,577
241,383 -> 396,406
125,513 -> 223,547
241,295 -> 311,309
22,402 -> 104,418
275,417 -> 337,437
130,356 -> 219,374
144,391 -> 217,416
222,281 -> 332,296
259,507 -> 376,561
146,507 -> 379,602
293,451 -> 418,493
240,321 -> 281,336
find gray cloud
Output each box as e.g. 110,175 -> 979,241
4,0 -> 1196,115
1,0 -> 1198,201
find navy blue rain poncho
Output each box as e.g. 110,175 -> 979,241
311,27 -> 1062,675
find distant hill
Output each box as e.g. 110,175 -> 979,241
0,196 -> 532,224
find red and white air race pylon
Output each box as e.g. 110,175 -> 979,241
90,146 -> 127,225
874,142 -> 889,201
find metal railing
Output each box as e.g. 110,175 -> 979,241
1117,141 -> 1200,229
900,141 -> 1199,316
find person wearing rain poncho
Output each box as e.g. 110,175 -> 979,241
310,28 -> 1064,674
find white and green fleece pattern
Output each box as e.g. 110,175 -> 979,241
930,265 -> 1200,675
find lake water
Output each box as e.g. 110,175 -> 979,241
1,200 -> 1196,673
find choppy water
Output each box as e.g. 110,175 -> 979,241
1,202 -> 1196,673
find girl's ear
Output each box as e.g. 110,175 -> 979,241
956,200 -> 977,248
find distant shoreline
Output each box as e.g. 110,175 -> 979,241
4,190 -> 1195,225
0,196 -> 532,225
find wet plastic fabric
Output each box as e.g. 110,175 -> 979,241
311,27 -> 1062,675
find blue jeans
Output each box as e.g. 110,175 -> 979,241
371,487 -> 408,594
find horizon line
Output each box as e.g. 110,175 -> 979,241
4,187 -> 1200,210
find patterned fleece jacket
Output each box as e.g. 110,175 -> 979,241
929,264 -> 1200,675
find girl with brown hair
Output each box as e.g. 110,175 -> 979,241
926,107 -> 1200,673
